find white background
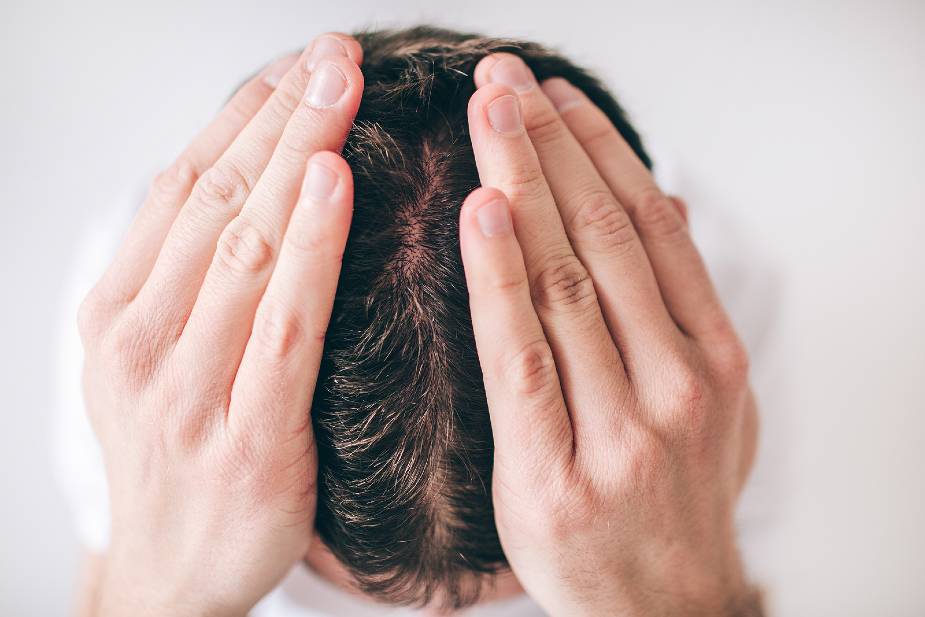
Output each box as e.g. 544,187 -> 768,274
2,1 -> 923,615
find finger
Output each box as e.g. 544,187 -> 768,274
476,54 -> 679,371
134,34 -> 359,330
542,77 -> 734,342
91,57 -> 291,306
229,152 -> 352,437
669,195 -> 689,224
305,32 -> 364,71
238,54 -> 363,251
737,389 -> 759,494
466,82 -> 628,433
175,54 -> 363,387
459,187 -> 573,473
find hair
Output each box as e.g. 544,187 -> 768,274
309,25 -> 651,610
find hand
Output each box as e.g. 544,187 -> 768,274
459,54 -> 761,616
77,34 -> 364,616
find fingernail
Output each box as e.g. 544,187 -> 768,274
542,78 -> 582,113
262,55 -> 298,88
476,199 -> 513,237
487,95 -> 523,135
305,160 -> 338,200
489,56 -> 535,92
305,62 -> 347,108
306,36 -> 348,71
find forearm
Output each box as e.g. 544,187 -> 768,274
75,550 -> 104,617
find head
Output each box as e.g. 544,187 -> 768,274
304,25 -> 651,610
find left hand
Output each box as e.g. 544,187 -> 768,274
458,53 -> 760,616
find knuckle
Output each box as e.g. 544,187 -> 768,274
673,362 -> 705,403
150,157 -> 197,205
275,117 -> 324,162
194,160 -> 252,214
531,253 -> 597,313
76,292 -> 105,341
617,425 -> 669,494
632,188 -> 685,240
225,94 -> 260,126
502,164 -> 548,199
484,267 -> 528,295
278,110 -> 350,163
713,335 -> 751,390
100,318 -> 141,359
577,123 -> 616,155
504,339 -> 559,400
567,189 -> 638,256
282,218 -> 342,262
525,105 -> 567,146
254,300 -> 312,360
271,78 -> 305,115
215,216 -> 276,276
661,358 -> 710,436
98,317 -> 158,384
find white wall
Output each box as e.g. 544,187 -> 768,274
1,1 -> 923,615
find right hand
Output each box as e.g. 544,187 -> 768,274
77,33 -> 364,616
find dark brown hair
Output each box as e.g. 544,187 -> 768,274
310,25 -> 651,609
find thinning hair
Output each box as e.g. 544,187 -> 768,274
309,25 -> 651,610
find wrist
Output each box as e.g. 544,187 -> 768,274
609,582 -> 764,617
542,560 -> 762,617
96,549 -> 245,617
551,587 -> 763,617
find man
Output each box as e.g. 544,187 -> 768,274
59,26 -> 762,615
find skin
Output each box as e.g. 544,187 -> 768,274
77,35 -> 758,617
460,54 -> 759,616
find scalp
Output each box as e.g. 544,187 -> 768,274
308,25 -> 650,609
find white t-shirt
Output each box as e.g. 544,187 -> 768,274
53,160 -> 776,616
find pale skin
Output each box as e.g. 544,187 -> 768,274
76,33 -> 758,617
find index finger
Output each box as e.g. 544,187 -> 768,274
466,82 -> 628,434
459,187 -> 573,476
228,151 -> 354,438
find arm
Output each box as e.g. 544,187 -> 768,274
75,550 -> 104,617
460,53 -> 762,616
76,33 -> 364,616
